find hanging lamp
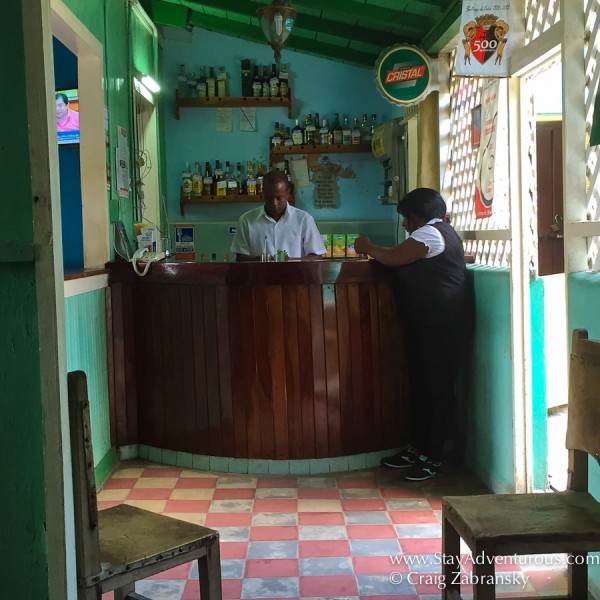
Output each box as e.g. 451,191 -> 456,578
256,0 -> 297,63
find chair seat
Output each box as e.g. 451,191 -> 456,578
99,504 -> 218,567
443,491 -> 600,554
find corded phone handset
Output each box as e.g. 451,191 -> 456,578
132,247 -> 165,276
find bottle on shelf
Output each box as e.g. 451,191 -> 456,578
351,117 -> 361,144
284,160 -> 292,185
304,114 -> 316,144
214,160 -> 226,196
246,161 -> 257,195
342,117 -> 352,145
196,67 -> 207,98
202,162 -> 213,196
225,161 -> 237,195
370,113 -> 378,136
217,66 -> 228,97
271,122 -> 282,147
314,112 -> 321,138
284,126 -> 293,147
252,65 -> 262,97
207,67 -> 216,98
181,162 -> 193,197
192,161 -> 203,196
187,72 -> 197,98
256,161 -> 265,195
361,113 -> 372,143
279,63 -> 289,98
177,64 -> 188,98
236,162 -> 244,193
319,119 -> 330,145
262,66 -> 270,97
292,119 -> 304,145
270,63 -> 280,97
332,113 -> 343,145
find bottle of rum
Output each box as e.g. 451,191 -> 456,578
192,161 -> 203,196
342,117 -> 352,145
279,63 -> 289,97
304,114 -> 316,144
319,119 -> 330,145
207,67 -> 216,98
332,113 -> 343,145
236,162 -> 244,193
246,161 -> 257,195
217,66 -> 228,97
196,67 -> 207,98
351,117 -> 361,144
284,160 -> 292,185
225,161 -> 237,195
256,161 -> 265,195
252,65 -> 262,97
271,122 -> 282,147
187,72 -> 197,98
284,127 -> 293,147
181,162 -> 192,197
269,63 -> 280,97
214,160 -> 226,196
292,119 -> 304,145
202,162 -> 213,196
177,64 -> 187,98
361,113 -> 372,143
262,66 -> 270,97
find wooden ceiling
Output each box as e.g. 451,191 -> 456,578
140,0 -> 461,67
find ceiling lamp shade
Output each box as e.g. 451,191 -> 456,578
256,0 -> 297,63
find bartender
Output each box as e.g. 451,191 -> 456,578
230,170 -> 326,261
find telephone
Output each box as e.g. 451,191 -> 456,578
131,247 -> 165,276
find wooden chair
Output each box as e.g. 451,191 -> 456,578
442,329 -> 600,600
68,370 -> 222,600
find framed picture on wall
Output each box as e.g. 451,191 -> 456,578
472,104 -> 482,149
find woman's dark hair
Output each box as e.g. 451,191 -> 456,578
397,187 -> 447,220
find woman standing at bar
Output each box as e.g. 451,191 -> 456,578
354,188 -> 475,481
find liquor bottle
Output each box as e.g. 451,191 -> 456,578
225,161 -> 237,195
246,160 -> 257,195
236,162 -> 244,193
187,72 -> 197,98
202,162 -> 213,196
256,161 -> 265,195
279,63 -> 289,98
332,113 -> 343,145
177,64 -> 188,98
214,160 -> 226,196
342,117 -> 352,145
284,160 -> 292,184
351,117 -> 361,144
370,113 -> 378,136
262,66 -> 270,97
292,119 -> 304,145
196,66 -> 207,98
192,161 -> 203,196
304,114 -> 316,144
314,112 -> 321,138
217,66 -> 228,97
252,65 -> 262,97
360,113 -> 372,143
207,67 -> 216,98
181,162 -> 192,197
271,122 -> 282,147
270,63 -> 280,97
319,119 -> 330,145
283,127 -> 293,147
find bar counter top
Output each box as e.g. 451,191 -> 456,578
106,258 -> 411,464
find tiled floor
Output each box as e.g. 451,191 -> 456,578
99,460 -> 567,600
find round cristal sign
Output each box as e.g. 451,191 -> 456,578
374,44 -> 432,107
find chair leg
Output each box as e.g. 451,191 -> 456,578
198,541 -> 223,600
442,515 -> 461,600
472,557 -> 495,600
568,555 -> 587,600
113,582 -> 136,600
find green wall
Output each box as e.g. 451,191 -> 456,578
0,0 -> 48,596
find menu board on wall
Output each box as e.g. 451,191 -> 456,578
313,170 -> 338,209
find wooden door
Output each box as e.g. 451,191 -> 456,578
536,121 -> 564,276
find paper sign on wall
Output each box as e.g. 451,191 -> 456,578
175,224 -> 196,261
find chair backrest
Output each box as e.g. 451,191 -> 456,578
566,329 -> 600,491
68,371 -> 102,586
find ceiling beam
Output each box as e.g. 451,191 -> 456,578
421,0 -> 461,55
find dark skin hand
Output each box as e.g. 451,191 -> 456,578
354,214 -> 429,266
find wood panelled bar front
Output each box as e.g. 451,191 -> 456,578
107,259 -> 411,461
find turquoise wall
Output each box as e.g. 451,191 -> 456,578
0,0 -> 48,596
160,27 -> 401,255
462,266 -> 515,492
568,272 -> 600,593
65,290 -> 111,466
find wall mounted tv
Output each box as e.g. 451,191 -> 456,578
55,88 -> 80,145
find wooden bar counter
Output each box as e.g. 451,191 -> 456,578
107,259 -> 411,461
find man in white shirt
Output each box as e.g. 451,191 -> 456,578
230,170 -> 326,261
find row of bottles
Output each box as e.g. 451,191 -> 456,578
271,113 -> 378,148
177,62 -> 291,99
181,159 -> 291,198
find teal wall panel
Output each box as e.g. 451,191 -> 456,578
0,1 -> 47,596
461,266 -> 514,493
65,289 -> 111,465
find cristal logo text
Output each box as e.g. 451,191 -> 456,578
384,65 -> 426,84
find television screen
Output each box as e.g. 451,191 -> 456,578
55,88 -> 80,145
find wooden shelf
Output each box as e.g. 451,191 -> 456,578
175,92 -> 292,119
180,194 -> 262,215
270,143 -> 372,163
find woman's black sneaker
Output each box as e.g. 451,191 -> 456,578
381,446 -> 420,469
401,457 -> 443,481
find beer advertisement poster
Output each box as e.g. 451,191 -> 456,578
455,1 -> 523,78
175,224 -> 196,261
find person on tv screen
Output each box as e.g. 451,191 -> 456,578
55,92 -> 80,132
